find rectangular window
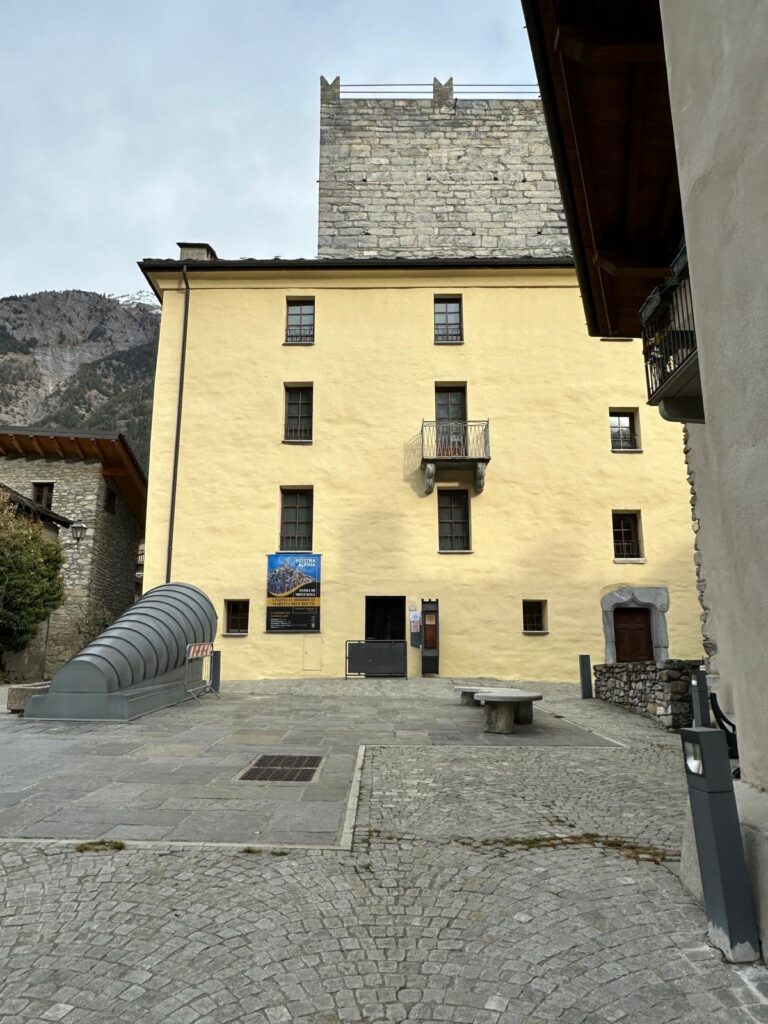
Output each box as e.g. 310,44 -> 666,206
609,410 -> 639,450
612,512 -> 642,559
280,488 -> 313,550
104,486 -> 117,514
522,600 -> 547,633
284,385 -> 313,441
434,297 -> 463,344
225,600 -> 250,634
32,482 -> 54,510
285,299 -> 315,344
438,490 -> 470,551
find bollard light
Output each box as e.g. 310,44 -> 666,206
680,726 -> 760,962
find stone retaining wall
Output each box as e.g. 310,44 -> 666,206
594,660 -> 699,730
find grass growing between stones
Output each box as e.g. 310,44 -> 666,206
74,840 -> 126,853
241,846 -> 262,854
458,832 -> 679,863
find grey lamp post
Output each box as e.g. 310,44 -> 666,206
70,522 -> 87,546
681,726 -> 760,962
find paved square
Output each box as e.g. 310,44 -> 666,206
1,678 -> 767,1023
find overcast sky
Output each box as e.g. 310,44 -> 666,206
0,0 -> 536,298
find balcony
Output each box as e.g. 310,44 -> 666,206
421,420 -> 490,494
641,248 -> 704,423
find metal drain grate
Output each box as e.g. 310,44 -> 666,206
239,754 -> 322,782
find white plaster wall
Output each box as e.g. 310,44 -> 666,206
660,0 -> 768,790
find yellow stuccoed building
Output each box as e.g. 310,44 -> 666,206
140,249 -> 702,682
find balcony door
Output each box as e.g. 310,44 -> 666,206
435,386 -> 467,457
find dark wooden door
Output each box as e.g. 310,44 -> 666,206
614,607 -> 653,662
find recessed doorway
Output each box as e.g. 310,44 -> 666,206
365,596 -> 406,641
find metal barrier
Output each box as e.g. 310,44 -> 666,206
345,640 -> 408,678
184,642 -> 220,703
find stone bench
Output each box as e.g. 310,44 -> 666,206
477,690 -> 543,733
7,682 -> 50,714
454,685 -> 496,706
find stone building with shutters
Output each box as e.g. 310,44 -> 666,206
0,429 -> 145,679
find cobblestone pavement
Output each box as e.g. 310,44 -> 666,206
2,679 -> 767,1023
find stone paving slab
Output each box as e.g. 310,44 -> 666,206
0,678 -> 609,846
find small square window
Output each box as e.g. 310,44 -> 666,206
32,482 -> 54,510
434,297 -> 463,344
609,410 -> 640,450
284,385 -> 313,441
285,299 -> 315,344
225,600 -> 250,634
104,487 -> 117,514
280,488 -> 313,551
438,490 -> 470,551
522,600 -> 547,633
612,512 -> 643,559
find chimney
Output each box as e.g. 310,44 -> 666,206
177,242 -> 218,261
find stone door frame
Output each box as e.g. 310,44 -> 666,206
601,586 -> 670,664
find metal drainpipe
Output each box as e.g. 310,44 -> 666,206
165,264 -> 190,583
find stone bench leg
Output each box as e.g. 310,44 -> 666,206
513,701 -> 533,725
485,702 -> 516,734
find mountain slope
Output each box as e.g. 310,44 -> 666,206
0,290 -> 159,471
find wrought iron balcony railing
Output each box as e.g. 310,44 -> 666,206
434,324 -> 463,344
421,420 -> 490,461
641,248 -> 697,401
285,326 -> 315,345
420,420 -> 490,494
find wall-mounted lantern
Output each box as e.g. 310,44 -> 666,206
70,521 -> 88,547
681,725 -> 760,962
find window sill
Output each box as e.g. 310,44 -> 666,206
610,448 -> 643,454
613,557 -> 646,564
282,439 -> 313,445
283,341 -> 315,347
434,340 -> 465,346
522,630 -> 549,635
438,549 -> 473,554
223,632 -> 249,638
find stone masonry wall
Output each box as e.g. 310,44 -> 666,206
318,77 -> 571,259
594,659 -> 700,730
0,456 -> 141,678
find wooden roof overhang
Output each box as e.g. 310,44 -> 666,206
0,429 -> 147,525
522,0 -> 682,337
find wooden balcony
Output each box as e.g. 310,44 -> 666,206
420,420 -> 490,494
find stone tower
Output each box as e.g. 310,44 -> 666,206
318,76 -> 570,259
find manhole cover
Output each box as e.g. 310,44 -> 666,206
239,754 -> 322,782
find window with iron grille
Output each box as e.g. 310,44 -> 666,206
438,490 -> 470,551
522,600 -> 547,633
609,410 -> 639,450
225,600 -> 250,634
612,512 -> 642,559
280,488 -> 313,550
285,299 -> 315,344
284,385 -> 313,441
32,482 -> 54,510
434,297 -> 463,344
